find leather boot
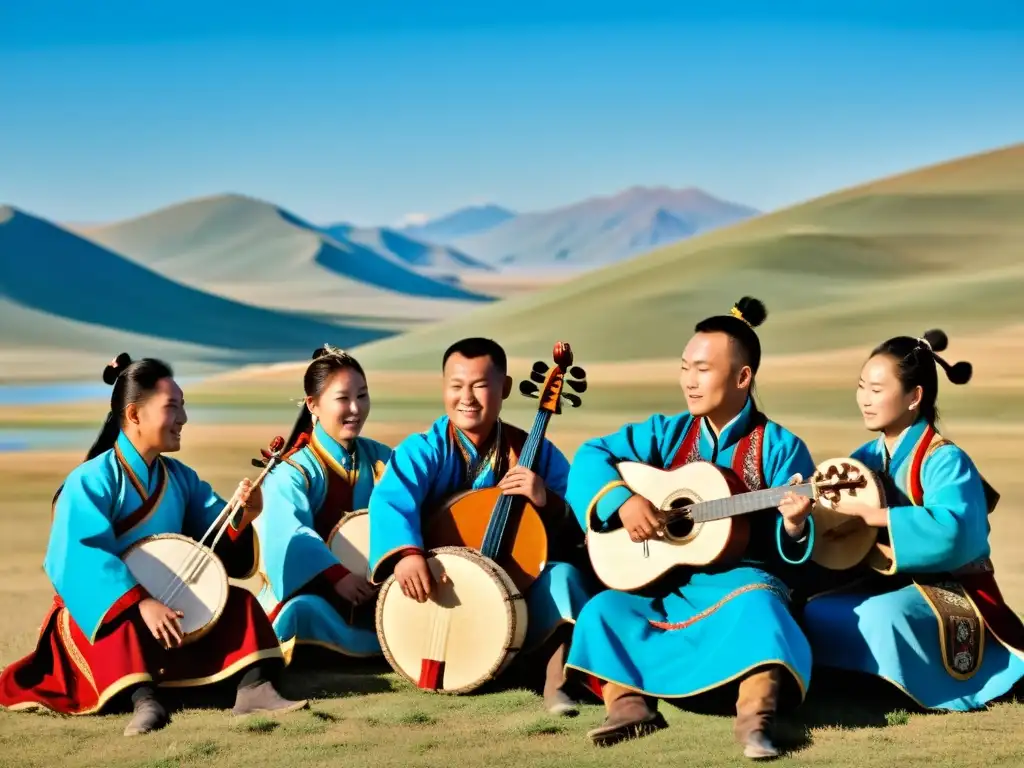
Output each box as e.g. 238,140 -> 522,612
232,681 -> 309,717
734,667 -> 781,760
123,696 -> 169,736
542,640 -> 579,716
586,682 -> 667,746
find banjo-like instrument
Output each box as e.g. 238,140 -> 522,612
807,457 -> 888,571
375,342 -> 586,694
121,436 -> 286,644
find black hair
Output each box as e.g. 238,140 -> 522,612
285,346 -> 368,450
693,296 -> 769,375
86,353 -> 175,461
869,329 -> 972,425
441,337 -> 508,375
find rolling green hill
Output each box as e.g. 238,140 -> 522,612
348,143 -> 1024,370
76,194 -> 493,325
0,206 -> 391,382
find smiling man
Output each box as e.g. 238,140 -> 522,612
563,298 -> 818,761
367,337 -> 594,713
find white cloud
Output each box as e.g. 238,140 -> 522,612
395,211 -> 430,228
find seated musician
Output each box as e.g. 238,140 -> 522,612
367,337 -> 594,715
253,346 -> 392,662
563,298 -> 817,760
0,355 -> 307,736
799,329 -> 1024,710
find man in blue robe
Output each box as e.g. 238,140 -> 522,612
563,297 -> 817,760
367,337 -> 594,714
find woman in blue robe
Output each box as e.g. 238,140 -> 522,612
0,354 -> 306,736
253,346 -> 392,663
800,328 -> 1024,711
563,298 -> 818,760
367,337 -> 594,715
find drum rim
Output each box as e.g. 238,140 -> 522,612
121,532 -> 230,646
375,545 -> 527,695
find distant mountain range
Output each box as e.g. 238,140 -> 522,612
0,182 -> 761,380
400,204 -> 518,245
392,187 -> 759,269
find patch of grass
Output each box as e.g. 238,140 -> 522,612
885,710 -> 911,727
235,716 -> 279,734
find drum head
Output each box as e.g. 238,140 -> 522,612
329,510 -> 370,578
123,534 -> 229,639
377,547 -> 525,693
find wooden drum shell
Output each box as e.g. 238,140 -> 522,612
375,546 -> 529,695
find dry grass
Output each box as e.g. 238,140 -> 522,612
2,379 -> 1024,767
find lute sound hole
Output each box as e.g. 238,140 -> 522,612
665,495 -> 696,539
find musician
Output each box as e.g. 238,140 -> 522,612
0,355 -> 307,735
799,329 -> 1024,710
367,337 -> 594,715
563,297 -> 817,760
253,346 -> 392,662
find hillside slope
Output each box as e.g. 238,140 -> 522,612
77,195 -> 493,323
322,223 -> 495,279
450,186 -> 758,269
349,143 -> 1024,370
0,206 -> 388,379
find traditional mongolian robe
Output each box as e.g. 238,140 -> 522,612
254,421 -> 391,661
368,415 -> 593,656
800,417 -> 1024,710
564,398 -> 817,703
0,432 -> 282,715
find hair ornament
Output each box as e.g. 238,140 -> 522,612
730,305 -> 751,327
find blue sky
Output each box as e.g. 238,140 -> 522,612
2,1 -> 1022,227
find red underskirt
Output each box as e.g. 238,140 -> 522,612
0,587 -> 281,715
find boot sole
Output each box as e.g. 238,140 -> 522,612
588,713 -> 668,746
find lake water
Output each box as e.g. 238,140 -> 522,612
0,379 -> 292,453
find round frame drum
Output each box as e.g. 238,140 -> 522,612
121,533 -> 230,645
375,546 -> 528,694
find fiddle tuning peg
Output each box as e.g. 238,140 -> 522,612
566,379 -> 587,393
553,341 -> 574,368
569,366 -> 586,380
561,392 -> 582,408
530,370 -> 546,384
532,361 -> 549,375
519,380 -> 540,398
251,458 -> 266,468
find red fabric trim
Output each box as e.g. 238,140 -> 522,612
396,547 -> 425,560
0,588 -> 280,715
309,441 -> 355,542
100,585 -> 148,625
322,563 -> 350,583
668,417 -> 702,470
960,573 -> 1024,654
907,424 -> 936,506
730,410 -> 767,492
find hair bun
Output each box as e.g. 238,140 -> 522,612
946,361 -> 973,385
311,347 -> 328,360
922,329 -> 949,353
102,353 -> 132,385
734,296 -> 767,328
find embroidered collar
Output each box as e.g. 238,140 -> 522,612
115,431 -> 162,494
699,396 -> 757,453
312,420 -> 358,471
